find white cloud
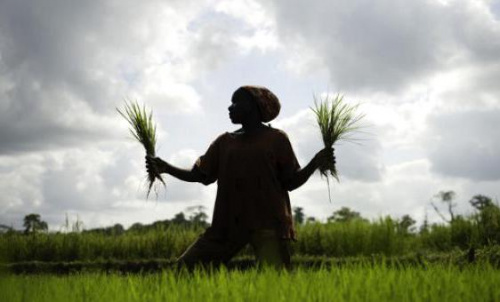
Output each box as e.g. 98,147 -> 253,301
214,0 -> 279,54
425,109 -> 500,181
291,158 -> 488,225
0,154 -> 45,217
275,106 -> 385,182
0,142 -> 216,230
215,0 -> 274,29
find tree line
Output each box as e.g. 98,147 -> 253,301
1,192 -> 499,262
3,191 -> 499,244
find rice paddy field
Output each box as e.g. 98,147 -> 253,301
2,218 -> 496,263
2,263 -> 500,302
2,214 -> 500,301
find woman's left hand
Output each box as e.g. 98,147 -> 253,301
313,147 -> 335,169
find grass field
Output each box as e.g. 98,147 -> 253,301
2,217 -> 494,263
2,215 -> 499,301
2,263 -> 499,302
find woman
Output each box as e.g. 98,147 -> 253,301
146,86 -> 334,269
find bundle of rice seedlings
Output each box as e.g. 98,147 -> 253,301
311,93 -> 365,202
117,100 -> 165,198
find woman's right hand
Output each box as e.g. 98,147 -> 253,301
145,155 -> 167,175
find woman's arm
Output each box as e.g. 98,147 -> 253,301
145,155 -> 206,183
285,148 -> 334,191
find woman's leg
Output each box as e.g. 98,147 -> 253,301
177,232 -> 247,269
250,229 -> 291,269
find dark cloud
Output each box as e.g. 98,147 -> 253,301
426,109 -> 500,181
0,0 -> 213,154
259,0 -> 500,93
0,1 -> 130,153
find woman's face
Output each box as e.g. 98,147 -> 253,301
228,89 -> 259,124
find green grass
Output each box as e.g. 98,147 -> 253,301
0,219 -> 415,263
0,224 -> 204,263
311,94 -> 364,180
295,218 -> 411,257
311,94 -> 365,202
2,263 -> 499,302
2,217 -> 499,263
117,100 -> 165,197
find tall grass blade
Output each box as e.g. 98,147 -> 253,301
117,100 -> 165,198
311,94 -> 365,203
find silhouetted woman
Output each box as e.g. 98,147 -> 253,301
146,86 -> 334,269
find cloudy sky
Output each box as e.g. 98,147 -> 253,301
1,0 -> 500,231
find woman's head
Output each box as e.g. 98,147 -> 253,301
228,86 -> 280,124
228,88 -> 260,124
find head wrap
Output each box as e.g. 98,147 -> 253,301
239,85 -> 281,122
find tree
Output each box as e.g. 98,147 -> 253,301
110,223 -> 125,235
23,213 -> 48,234
419,212 -> 429,234
0,223 -> 13,233
397,215 -> 416,234
186,205 -> 208,226
431,190 -> 457,223
470,195 -> 494,211
72,215 -> 84,232
190,212 -> 208,225
470,194 -> 500,245
327,207 -> 365,223
306,217 -> 317,223
293,207 -> 305,225
129,222 -> 144,232
171,212 -> 188,225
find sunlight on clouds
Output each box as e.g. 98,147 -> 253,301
135,76 -> 202,115
291,158 -> 474,224
123,175 -> 147,199
0,154 -> 45,215
215,0 -> 274,28
215,0 -> 279,53
276,107 -> 384,182
115,5 -> 207,115
282,41 -> 326,76
362,103 -> 402,127
54,93 -> 120,134
82,201 -> 197,229
436,0 -> 456,6
169,149 -> 199,168
432,65 -> 500,110
236,29 -> 279,53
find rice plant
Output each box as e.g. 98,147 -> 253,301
3,263 -> 499,302
311,94 -> 365,202
117,100 -> 165,198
